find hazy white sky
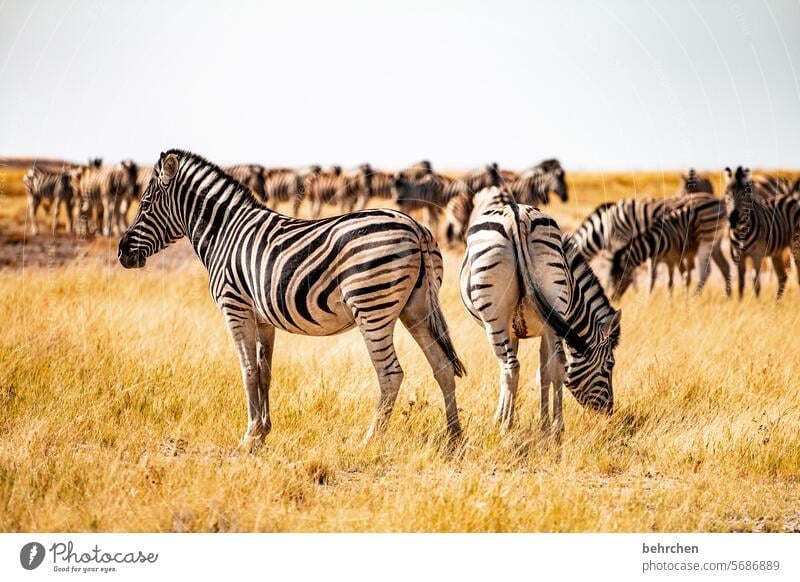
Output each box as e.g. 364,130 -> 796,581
1,0 -> 799,170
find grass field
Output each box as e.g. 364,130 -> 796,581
1,167 -> 799,532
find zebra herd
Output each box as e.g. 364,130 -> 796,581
50,149 -> 800,446
23,157 -> 567,239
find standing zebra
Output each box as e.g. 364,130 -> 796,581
24,164 -> 76,235
224,164 -> 267,203
305,165 -> 346,219
460,187 -> 620,434
71,159 -> 138,236
609,195 -> 729,299
725,166 -> 800,300
118,150 -> 464,447
357,164 -> 395,209
677,168 -> 714,197
572,196 -> 730,295
263,167 -> 311,215
506,159 -> 568,206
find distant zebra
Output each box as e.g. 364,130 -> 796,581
118,160 -> 140,232
118,150 -> 464,447
506,159 -> 568,206
677,168 -> 714,197
460,186 -> 620,434
725,166 -> 800,300
572,196 -> 730,295
263,167 -> 310,216
224,164 -> 266,202
305,166 -> 345,219
358,164 -> 395,209
24,164 -> 76,235
71,159 -> 139,236
609,195 -> 729,299
444,190 -> 473,246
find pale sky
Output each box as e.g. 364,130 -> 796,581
1,0 -> 799,171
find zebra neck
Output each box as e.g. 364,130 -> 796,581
178,170 -> 272,267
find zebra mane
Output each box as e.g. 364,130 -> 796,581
163,149 -> 261,207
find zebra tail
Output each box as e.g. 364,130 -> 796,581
508,205 -> 586,352
418,228 -> 467,377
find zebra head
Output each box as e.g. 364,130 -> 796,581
118,152 -> 183,269
609,245 -> 636,300
563,309 -> 621,413
724,166 -> 753,227
539,159 -> 568,203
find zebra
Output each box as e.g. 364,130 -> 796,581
71,159 -> 138,236
335,164 -> 396,213
572,196 -> 731,295
305,165 -> 346,219
506,159 -> 568,206
263,167 -> 311,216
117,160 -> 140,233
224,164 -> 267,203
725,166 -> 800,300
23,164 -> 76,235
118,150 -> 464,448
677,168 -> 714,197
460,186 -> 620,434
608,195 -> 729,299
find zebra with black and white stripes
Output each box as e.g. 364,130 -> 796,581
358,164 -> 395,209
460,186 -> 620,434
71,159 -> 139,236
725,166 -> 800,300
263,167 -> 312,215
677,168 -> 714,197
608,195 -> 728,299
506,159 -> 568,206
118,150 -> 464,448
24,164 -> 76,235
224,164 -> 267,203
305,165 -> 345,219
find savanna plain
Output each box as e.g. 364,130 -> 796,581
1,167 -> 799,532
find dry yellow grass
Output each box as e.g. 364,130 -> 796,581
1,169 -> 799,532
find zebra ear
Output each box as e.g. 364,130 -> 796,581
160,154 -> 179,185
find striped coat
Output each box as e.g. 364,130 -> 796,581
24,164 -> 76,235
460,187 -> 620,433
726,166 -> 800,300
118,150 -> 464,447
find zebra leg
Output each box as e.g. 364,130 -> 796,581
359,320 -> 404,443
255,320 -> 275,435
65,197 -> 74,234
792,231 -> 800,288
102,196 -> 112,237
711,243 -> 731,297
223,308 -> 268,449
399,307 -> 462,439
310,197 -> 322,219
491,331 -> 519,432
667,263 -> 675,295
51,195 -> 61,234
28,196 -> 40,236
694,245 -> 713,296
539,329 -> 566,438
649,260 -> 658,293
771,255 -> 788,301
736,259 -> 746,299
752,254 -> 764,298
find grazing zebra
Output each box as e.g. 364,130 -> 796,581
23,164 -> 76,235
609,195 -> 729,299
305,165 -> 346,218
444,190 -> 473,246
263,167 -> 310,215
677,168 -> 714,196
118,150 -> 464,447
572,196 -> 730,295
224,164 -> 267,203
725,166 -> 800,300
506,159 -> 568,206
71,159 -> 138,236
460,186 -> 620,434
